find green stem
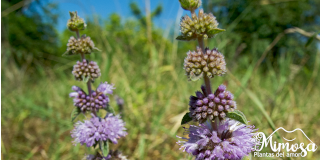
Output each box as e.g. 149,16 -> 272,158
75,29 -> 97,116
76,29 -> 80,39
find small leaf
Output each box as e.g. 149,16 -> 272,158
83,76 -> 90,83
226,110 -> 248,125
99,140 -> 109,157
106,106 -> 115,114
93,47 -> 102,52
71,107 -> 81,122
189,72 -> 203,81
207,28 -> 226,36
181,112 -> 193,125
176,35 -> 194,41
103,105 -> 115,115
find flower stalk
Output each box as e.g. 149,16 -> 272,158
64,11 -> 128,160
197,37 -> 212,94
177,1 -> 257,159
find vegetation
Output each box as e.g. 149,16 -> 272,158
2,0 -> 320,159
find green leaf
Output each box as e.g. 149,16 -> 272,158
107,106 -> 115,114
226,110 -> 248,125
207,28 -> 226,36
189,72 -> 203,81
71,107 -> 81,122
176,35 -> 194,41
99,140 -> 109,157
103,105 -> 115,114
181,112 -> 193,125
242,153 -> 252,160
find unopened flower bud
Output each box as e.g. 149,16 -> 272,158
65,35 -> 98,55
72,59 -> 101,81
189,85 -> 237,123
178,9 -> 225,41
179,0 -> 202,12
67,11 -> 87,31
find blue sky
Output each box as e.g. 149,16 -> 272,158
49,0 -> 189,32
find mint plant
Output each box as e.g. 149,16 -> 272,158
176,1 -> 258,159
64,11 -> 128,160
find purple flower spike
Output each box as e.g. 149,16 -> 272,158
97,82 -> 115,95
70,86 -> 110,112
189,84 -> 238,122
71,114 -> 127,147
177,119 -> 257,160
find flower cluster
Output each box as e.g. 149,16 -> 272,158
189,85 -> 236,123
72,59 -> 101,81
177,119 -> 257,160
69,84 -> 112,113
72,114 -> 127,147
180,9 -> 219,40
184,47 -> 226,80
66,35 -> 96,55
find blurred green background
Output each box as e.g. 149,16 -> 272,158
1,0 -> 320,159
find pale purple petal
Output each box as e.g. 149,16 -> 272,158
71,114 -> 127,147
177,118 -> 257,159
97,82 -> 115,95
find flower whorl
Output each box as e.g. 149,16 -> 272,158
179,9 -> 220,40
177,119 -> 257,160
66,35 -> 96,55
69,82 -> 114,112
72,59 -> 101,81
71,114 -> 127,147
184,47 -> 226,80
189,85 -> 236,123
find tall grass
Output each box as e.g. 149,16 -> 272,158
2,12 -> 320,160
